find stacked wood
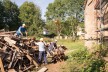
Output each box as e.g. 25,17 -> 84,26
0,36 -> 39,72
47,44 -> 67,63
52,45 -> 67,63
0,31 -> 16,37
0,31 -> 68,71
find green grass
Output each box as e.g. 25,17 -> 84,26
57,39 -> 105,72
57,39 -> 86,72
57,39 -> 85,50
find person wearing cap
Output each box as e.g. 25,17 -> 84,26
53,40 -> 58,49
16,24 -> 27,38
36,38 -> 47,65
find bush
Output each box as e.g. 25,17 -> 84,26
63,48 -> 105,72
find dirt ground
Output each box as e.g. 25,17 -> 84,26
46,61 -> 66,72
45,50 -> 70,72
37,50 -> 70,72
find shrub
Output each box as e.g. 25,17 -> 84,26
63,48 -> 105,72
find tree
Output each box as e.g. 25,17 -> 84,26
45,0 -> 65,20
0,1 -> 4,29
45,20 -> 57,34
19,1 -> 44,36
3,0 -> 20,30
67,16 -> 79,40
45,0 -> 84,40
46,0 -> 84,21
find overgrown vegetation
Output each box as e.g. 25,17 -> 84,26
58,40 -> 106,72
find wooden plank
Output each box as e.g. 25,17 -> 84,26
0,57 -> 5,72
8,69 -> 16,72
12,45 -> 20,52
37,67 -> 48,72
8,50 -> 17,69
0,35 -> 11,37
23,65 -> 34,72
26,54 -> 38,67
4,37 -> 16,46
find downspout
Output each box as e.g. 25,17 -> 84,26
100,0 -> 104,45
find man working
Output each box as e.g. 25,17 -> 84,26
16,24 -> 27,38
36,38 -> 47,65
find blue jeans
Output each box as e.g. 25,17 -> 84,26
38,51 -> 47,64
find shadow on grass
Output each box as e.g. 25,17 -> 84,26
43,33 -> 56,38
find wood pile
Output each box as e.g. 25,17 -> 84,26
0,36 -> 39,72
0,32 -> 67,72
0,31 -> 16,37
50,45 -> 67,63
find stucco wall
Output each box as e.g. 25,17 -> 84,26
84,0 -> 98,51
85,0 -> 108,51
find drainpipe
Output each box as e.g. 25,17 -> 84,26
100,0 -> 103,45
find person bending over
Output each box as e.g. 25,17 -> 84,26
16,24 -> 27,38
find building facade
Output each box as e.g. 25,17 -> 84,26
84,0 -> 108,52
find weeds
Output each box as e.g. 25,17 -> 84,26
58,40 -> 105,72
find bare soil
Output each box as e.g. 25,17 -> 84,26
45,50 -> 70,72
46,61 -> 66,72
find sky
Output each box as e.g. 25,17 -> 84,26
11,0 -> 54,20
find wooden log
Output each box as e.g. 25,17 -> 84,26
11,36 -> 20,41
8,69 -> 16,72
4,37 -> 16,46
26,54 -> 38,68
3,31 -> 16,34
0,57 -> 5,72
23,65 -> 34,72
12,45 -> 20,52
37,67 -> 48,72
8,50 -> 17,69
0,35 -> 11,37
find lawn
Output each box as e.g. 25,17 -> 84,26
57,39 -> 85,50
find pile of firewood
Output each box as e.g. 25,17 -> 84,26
0,32 -> 67,72
0,36 -> 39,72
50,45 -> 67,63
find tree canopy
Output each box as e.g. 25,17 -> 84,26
0,0 -> 44,36
19,1 -> 44,36
46,0 -> 84,21
0,0 -> 20,30
45,0 -> 84,39
0,1 -> 4,29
